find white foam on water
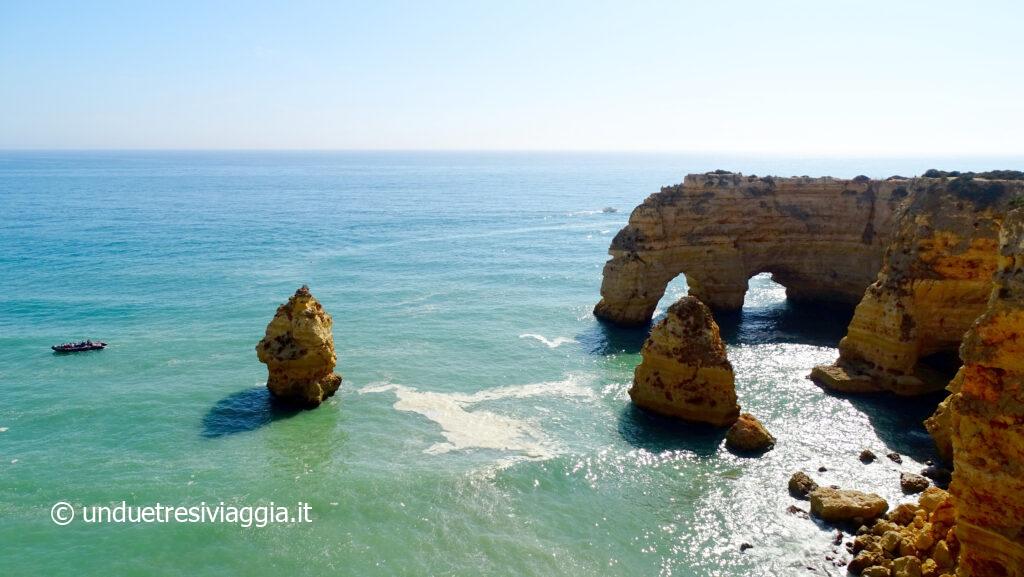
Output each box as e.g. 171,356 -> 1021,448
359,375 -> 594,461
518,333 -> 576,348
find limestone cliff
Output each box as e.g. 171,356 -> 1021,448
256,286 -> 343,407
924,370 -> 962,464
812,177 -> 1024,395
594,172 -> 904,325
629,296 -> 739,426
947,208 -> 1024,577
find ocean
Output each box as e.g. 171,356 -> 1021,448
0,151 -> 1015,576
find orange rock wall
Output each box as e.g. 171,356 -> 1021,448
948,208 -> 1024,577
813,178 -> 1024,395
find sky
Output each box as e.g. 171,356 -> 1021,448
1,0 -> 1022,154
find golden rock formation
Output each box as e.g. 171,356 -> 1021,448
846,488 -> 959,576
629,296 -> 739,426
924,371 -> 961,464
595,172 -> 904,325
947,208 -> 1024,577
256,286 -> 343,407
809,486 -> 889,523
812,177 -> 1024,395
725,413 -> 775,452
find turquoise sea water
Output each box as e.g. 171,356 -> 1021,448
1,152 -> 1018,577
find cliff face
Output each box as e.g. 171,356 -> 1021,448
256,286 -> 343,407
812,178 -> 1023,395
629,296 -> 739,426
947,208 -> 1024,577
594,172 -> 903,326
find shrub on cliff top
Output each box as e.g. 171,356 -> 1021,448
923,169 -> 1024,180
948,175 -> 1007,210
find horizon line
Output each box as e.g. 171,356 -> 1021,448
2,148 -> 1024,160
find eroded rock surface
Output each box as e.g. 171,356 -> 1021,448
812,176 -> 1024,395
595,172 -> 903,325
629,296 -> 739,426
947,208 -> 1024,577
256,286 -> 342,407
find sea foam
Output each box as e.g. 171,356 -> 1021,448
359,375 -> 594,462
518,334 -> 577,348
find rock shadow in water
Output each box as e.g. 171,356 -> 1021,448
820,388 -> 947,463
201,386 -> 302,438
617,404 -> 727,457
717,300 -> 855,348
577,317 -> 653,355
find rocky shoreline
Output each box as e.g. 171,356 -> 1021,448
599,171 -> 1024,576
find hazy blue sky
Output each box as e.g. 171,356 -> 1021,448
1,1 -> 1021,154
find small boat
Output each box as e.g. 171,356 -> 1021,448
602,206 -> 618,213
52,340 -> 107,353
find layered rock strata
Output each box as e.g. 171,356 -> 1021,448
256,286 -> 343,407
812,177 -> 1024,395
947,208 -> 1024,577
595,172 -> 904,325
629,296 -> 739,426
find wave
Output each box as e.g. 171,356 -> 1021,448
519,334 -> 577,348
359,375 -> 594,462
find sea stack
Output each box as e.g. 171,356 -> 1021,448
256,286 -> 342,408
629,296 -> 739,426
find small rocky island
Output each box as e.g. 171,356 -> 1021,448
256,285 -> 342,407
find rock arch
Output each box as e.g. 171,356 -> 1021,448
594,172 -> 905,326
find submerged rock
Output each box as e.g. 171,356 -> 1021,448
919,466 -> 951,488
725,413 -> 775,453
786,504 -> 810,519
628,296 -> 739,426
256,286 -> 343,408
809,487 -> 889,523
